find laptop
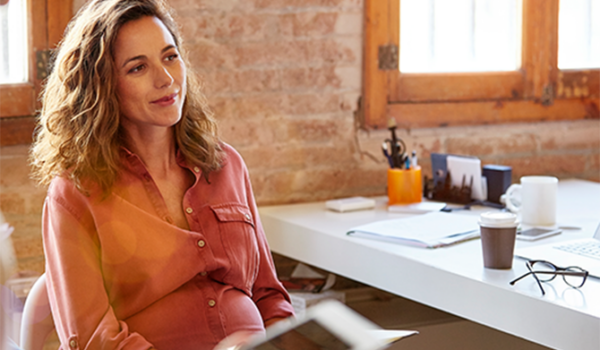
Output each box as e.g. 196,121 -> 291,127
515,222 -> 600,279
240,300 -> 417,350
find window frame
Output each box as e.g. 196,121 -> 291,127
362,0 -> 599,129
0,0 -> 72,145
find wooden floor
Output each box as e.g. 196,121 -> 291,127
344,287 -> 551,350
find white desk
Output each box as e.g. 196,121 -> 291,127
259,179 -> 600,350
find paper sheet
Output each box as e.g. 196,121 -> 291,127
347,212 -> 480,248
447,155 -> 485,200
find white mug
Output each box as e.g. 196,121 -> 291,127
504,176 -> 558,226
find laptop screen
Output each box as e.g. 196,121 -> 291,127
250,320 -> 350,350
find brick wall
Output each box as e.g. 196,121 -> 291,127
1,0 -> 599,275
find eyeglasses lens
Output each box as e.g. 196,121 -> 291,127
531,261 -> 556,282
563,267 -> 586,288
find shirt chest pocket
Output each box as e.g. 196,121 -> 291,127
211,204 -> 260,292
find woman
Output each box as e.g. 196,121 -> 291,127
30,0 -> 294,349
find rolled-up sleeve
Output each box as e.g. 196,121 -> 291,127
43,178 -> 154,350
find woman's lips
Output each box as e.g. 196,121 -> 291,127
151,93 -> 177,106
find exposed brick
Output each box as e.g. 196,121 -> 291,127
0,155 -> 34,188
584,173 -> 600,182
11,235 -> 44,260
0,193 -> 26,215
207,69 -> 281,94
187,40 -> 234,70
253,0 -> 346,9
446,133 -> 538,156
588,154 -> 600,171
287,118 -> 343,142
238,146 -> 307,170
502,153 -> 587,179
334,66 -> 360,90
303,142 -> 357,166
170,0 -> 249,12
182,13 -> 279,41
334,12 -> 362,35
234,41 -> 303,68
302,38 -> 359,65
16,257 -> 45,276
280,66 -> 341,90
251,170 -> 300,205
279,12 -> 337,37
283,93 -> 340,115
212,94 -> 286,119
540,125 -> 600,151
177,13 -> 211,41
219,116 -> 288,147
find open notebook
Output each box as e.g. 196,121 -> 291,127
347,212 -> 480,249
515,222 -> 600,278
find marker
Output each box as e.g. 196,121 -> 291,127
411,150 -> 418,168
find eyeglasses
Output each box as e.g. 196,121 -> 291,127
509,260 -> 589,295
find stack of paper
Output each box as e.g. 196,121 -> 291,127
347,212 -> 480,248
388,201 -> 447,214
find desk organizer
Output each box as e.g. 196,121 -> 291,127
388,167 -> 422,205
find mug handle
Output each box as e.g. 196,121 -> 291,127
504,184 -> 521,213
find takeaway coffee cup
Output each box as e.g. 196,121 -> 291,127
479,212 -> 518,269
504,176 -> 558,226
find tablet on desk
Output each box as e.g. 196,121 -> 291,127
240,300 -> 417,350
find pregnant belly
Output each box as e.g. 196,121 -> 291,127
123,279 -> 264,350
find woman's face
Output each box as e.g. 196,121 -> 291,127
113,16 -> 186,135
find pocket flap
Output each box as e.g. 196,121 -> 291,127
211,204 -> 254,225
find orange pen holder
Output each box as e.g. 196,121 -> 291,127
387,167 -> 423,205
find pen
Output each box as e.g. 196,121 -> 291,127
381,142 -> 394,168
387,118 -> 400,168
411,150 -> 418,168
404,155 -> 410,169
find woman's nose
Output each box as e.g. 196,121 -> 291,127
155,66 -> 174,88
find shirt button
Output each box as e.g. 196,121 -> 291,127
208,299 -> 216,307
193,166 -> 200,173
186,207 -> 193,214
200,271 -> 207,276
69,339 -> 78,349
245,213 -> 251,221
197,240 -> 205,248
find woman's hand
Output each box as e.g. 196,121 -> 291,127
264,316 -> 288,328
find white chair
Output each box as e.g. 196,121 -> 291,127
19,273 -> 55,350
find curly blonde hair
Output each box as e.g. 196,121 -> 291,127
30,0 -> 223,195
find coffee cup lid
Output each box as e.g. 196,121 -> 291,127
479,211 -> 518,228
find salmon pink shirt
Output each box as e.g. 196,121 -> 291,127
42,143 -> 294,350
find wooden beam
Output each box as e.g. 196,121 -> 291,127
363,0 -> 392,128
387,98 -> 599,129
522,0 -> 559,100
0,116 -> 37,146
558,69 -> 600,99
391,72 -> 524,102
0,84 -> 36,117
47,0 -> 73,47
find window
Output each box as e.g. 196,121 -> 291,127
363,0 -> 600,129
0,0 -> 28,84
0,0 -> 72,145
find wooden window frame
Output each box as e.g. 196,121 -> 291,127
0,0 -> 72,145
363,0 -> 599,129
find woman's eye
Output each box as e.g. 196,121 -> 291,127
166,54 -> 178,61
128,64 -> 144,73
